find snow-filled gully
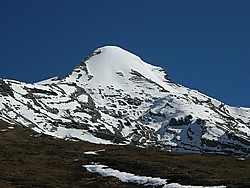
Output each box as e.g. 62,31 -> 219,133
83,150 -> 226,188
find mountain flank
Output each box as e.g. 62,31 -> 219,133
0,120 -> 250,187
0,46 -> 250,156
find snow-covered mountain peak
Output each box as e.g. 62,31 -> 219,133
1,46 -> 250,156
84,45 -> 145,84
68,46 -> 171,90
92,45 -> 142,62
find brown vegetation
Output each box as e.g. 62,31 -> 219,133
0,120 -> 250,188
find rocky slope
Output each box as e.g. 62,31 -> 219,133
1,46 -> 250,156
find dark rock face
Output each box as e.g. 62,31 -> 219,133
169,115 -> 193,126
0,79 -> 14,97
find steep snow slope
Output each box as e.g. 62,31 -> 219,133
70,46 -> 170,89
1,46 -> 250,156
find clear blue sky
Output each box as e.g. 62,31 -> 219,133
0,0 -> 250,107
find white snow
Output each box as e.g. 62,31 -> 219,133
84,149 -> 105,155
84,163 -> 167,186
84,163 -> 226,188
0,115 -> 15,124
67,46 -> 175,93
84,151 -> 98,155
77,94 -> 88,102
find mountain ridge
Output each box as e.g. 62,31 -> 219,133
1,46 -> 250,156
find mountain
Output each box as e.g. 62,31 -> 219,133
1,46 -> 250,156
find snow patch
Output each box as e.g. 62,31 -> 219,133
84,163 -> 226,188
84,163 -> 166,186
84,151 -> 98,155
84,149 -> 106,155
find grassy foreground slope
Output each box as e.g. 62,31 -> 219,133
0,120 -> 249,188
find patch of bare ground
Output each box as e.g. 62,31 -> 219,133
0,120 -> 250,188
